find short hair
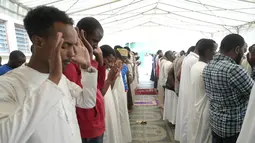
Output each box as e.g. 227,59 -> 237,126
124,46 -> 131,51
197,39 -> 216,56
156,50 -> 162,55
9,50 -> 25,61
164,50 -> 173,59
186,46 -> 195,55
100,45 -> 116,57
220,34 -> 245,53
76,17 -> 103,35
24,6 -> 74,40
180,50 -> 185,56
248,44 -> 255,52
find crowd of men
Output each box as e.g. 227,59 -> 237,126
153,34 -> 255,143
1,4 -> 255,143
0,6 -> 140,143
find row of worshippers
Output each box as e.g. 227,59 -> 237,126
155,34 -> 255,143
0,6 -> 140,143
150,50 -> 181,90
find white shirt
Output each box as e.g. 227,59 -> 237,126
188,61 -> 211,143
0,65 -> 97,143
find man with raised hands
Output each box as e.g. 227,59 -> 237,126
0,6 -> 97,143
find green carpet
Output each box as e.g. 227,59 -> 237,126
130,95 -> 176,143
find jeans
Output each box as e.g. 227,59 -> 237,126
82,134 -> 104,143
212,131 -> 239,143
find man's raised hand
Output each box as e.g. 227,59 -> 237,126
48,32 -> 64,84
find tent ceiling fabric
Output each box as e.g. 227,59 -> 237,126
11,0 -> 255,34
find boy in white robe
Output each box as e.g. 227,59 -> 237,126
188,39 -> 217,143
0,6 -> 97,143
100,45 -> 125,143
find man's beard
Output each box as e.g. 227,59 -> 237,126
235,52 -> 243,65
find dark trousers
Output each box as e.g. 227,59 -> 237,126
150,67 -> 154,81
212,131 -> 239,143
154,77 -> 158,89
82,134 -> 104,143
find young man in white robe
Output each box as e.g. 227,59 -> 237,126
0,6 -> 98,143
188,39 -> 218,143
100,45 -> 127,143
175,40 -> 203,142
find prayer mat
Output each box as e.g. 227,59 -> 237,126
135,88 -> 158,95
134,100 -> 157,106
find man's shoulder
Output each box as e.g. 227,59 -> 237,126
0,69 -> 22,94
183,55 -> 198,67
0,65 -> 10,72
204,60 -> 243,77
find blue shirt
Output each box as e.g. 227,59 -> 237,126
121,64 -> 129,91
0,64 -> 12,75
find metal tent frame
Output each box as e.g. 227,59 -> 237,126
6,0 -> 255,35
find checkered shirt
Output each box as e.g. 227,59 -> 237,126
203,54 -> 254,138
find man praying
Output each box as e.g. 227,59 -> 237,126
0,6 -> 97,143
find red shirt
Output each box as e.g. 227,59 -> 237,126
63,60 -> 106,138
156,60 -> 160,78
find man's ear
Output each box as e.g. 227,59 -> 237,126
32,35 -> 44,48
234,46 -> 240,54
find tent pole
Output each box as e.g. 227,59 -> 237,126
236,27 -> 240,34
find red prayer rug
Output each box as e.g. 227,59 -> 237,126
135,88 -> 158,95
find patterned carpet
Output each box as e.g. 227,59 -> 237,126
130,94 -> 178,143
129,74 -> 180,143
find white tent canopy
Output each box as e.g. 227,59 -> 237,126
5,0 -> 255,51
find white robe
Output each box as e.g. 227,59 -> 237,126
237,84 -> 255,143
158,59 -> 168,107
112,74 -> 132,143
103,85 -> 122,143
162,60 -> 177,124
163,89 -> 178,124
187,61 -> 211,143
103,70 -> 123,143
175,52 -> 199,142
0,65 -> 97,143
